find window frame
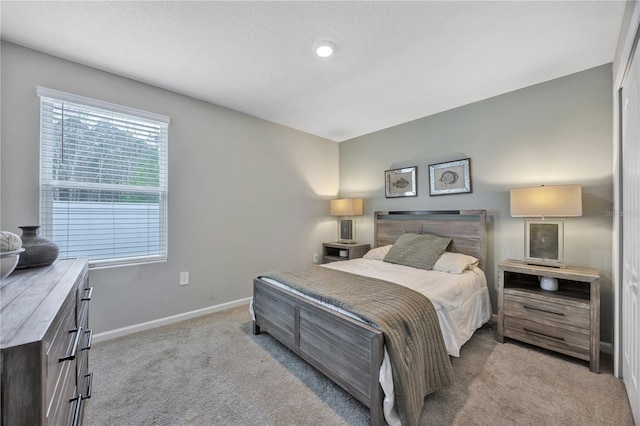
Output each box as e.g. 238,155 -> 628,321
37,86 -> 170,268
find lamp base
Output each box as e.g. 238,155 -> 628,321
336,238 -> 358,245
526,259 -> 566,269
338,218 -> 354,241
539,276 -> 559,291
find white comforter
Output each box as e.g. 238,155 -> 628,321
321,258 -> 492,357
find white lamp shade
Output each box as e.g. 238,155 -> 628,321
330,198 -> 363,216
510,184 -> 582,217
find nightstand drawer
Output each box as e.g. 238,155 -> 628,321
504,292 -> 590,330
504,316 -> 590,360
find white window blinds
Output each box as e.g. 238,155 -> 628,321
38,87 -> 169,268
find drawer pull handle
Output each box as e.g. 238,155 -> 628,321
70,394 -> 83,426
524,327 -> 565,342
82,372 -> 93,399
81,286 -> 93,301
59,327 -> 82,362
523,304 -> 565,316
82,329 -> 93,351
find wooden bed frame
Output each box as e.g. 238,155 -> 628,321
252,210 -> 487,425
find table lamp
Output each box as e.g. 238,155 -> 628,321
330,198 -> 363,244
510,184 -> 582,290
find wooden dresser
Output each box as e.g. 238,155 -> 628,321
1,257 -> 93,425
497,259 -> 600,372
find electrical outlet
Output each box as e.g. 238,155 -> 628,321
179,271 -> 189,286
313,253 -> 319,263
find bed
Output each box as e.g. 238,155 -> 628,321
251,210 -> 490,425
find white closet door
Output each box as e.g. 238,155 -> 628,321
622,37 -> 640,424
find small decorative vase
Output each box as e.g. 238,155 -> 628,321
540,276 -> 559,291
16,226 -> 59,269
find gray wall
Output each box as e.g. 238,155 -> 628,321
1,42 -> 339,333
0,42 -> 615,343
339,65 -> 615,343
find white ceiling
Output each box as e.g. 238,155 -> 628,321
0,1 -> 626,142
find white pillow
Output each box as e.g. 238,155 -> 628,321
363,245 -> 392,260
432,252 -> 479,274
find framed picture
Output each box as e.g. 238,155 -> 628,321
385,166 -> 417,198
428,158 -> 471,196
525,219 -> 564,267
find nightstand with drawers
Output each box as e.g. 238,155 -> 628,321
321,242 -> 370,264
496,259 -> 600,373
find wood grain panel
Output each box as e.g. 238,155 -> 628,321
375,220 -> 423,246
253,280 -> 296,348
504,293 -> 590,330
47,357 -> 76,425
2,343 -> 43,424
44,292 -> 77,418
1,259 -> 88,347
0,271 -> 42,309
504,315 -> 590,359
589,280 -> 601,373
299,306 -> 374,403
374,210 -> 487,271
252,278 -> 384,425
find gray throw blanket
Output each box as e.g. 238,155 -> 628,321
262,265 -> 454,426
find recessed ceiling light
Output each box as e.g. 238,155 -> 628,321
314,41 -> 335,58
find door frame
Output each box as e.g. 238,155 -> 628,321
613,1 -> 640,379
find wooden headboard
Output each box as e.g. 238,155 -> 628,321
374,210 -> 487,271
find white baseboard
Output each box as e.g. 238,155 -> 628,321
92,297 -> 252,344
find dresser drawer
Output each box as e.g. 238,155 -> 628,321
504,292 -> 590,330
78,291 -> 91,327
47,358 -> 77,426
76,267 -> 91,325
77,329 -> 92,397
504,315 -> 590,360
44,290 -> 81,423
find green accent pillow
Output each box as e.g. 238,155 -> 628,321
383,233 -> 452,270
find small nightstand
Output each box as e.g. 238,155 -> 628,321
321,242 -> 370,264
497,259 -> 600,373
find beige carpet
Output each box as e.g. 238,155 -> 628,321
84,305 -> 634,425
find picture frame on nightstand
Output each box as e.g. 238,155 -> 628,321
525,219 -> 564,267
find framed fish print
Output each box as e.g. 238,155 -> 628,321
385,166 -> 417,198
428,158 -> 471,196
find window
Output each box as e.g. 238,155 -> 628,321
38,87 -> 169,268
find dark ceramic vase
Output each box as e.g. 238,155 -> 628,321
16,226 -> 59,269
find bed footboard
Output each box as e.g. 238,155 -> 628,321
252,278 -> 385,426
